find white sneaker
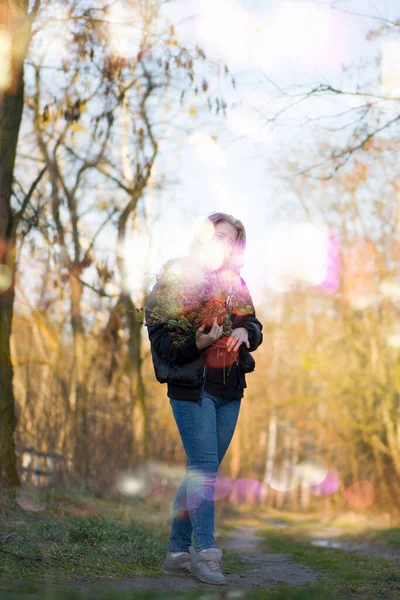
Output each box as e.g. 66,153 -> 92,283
189,547 -> 226,585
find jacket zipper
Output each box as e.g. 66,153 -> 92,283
199,362 -> 207,406
236,356 -> 241,391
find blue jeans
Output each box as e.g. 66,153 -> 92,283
168,391 -> 241,552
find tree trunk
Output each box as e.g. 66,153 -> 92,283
117,204 -> 150,466
70,269 -> 89,488
0,274 -> 19,488
0,0 -> 30,488
123,293 -> 149,463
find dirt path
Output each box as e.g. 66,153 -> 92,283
309,528 -> 400,561
261,517 -> 400,561
105,525 -> 317,594
220,526 -> 317,588
7,517 -> 400,597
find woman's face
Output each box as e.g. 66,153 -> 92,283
212,221 -> 239,267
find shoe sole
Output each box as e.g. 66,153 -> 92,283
190,568 -> 227,586
161,568 -> 191,577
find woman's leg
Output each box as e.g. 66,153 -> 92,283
216,399 -> 241,464
169,395 -> 219,551
167,464 -> 193,552
168,395 -> 241,552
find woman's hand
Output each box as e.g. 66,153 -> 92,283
226,327 -> 249,353
195,317 -> 224,350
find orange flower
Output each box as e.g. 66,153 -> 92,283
199,299 -> 228,327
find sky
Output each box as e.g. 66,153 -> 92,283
13,0 -> 400,311
119,0 -> 400,306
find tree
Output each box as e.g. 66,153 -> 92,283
15,0 -> 232,485
262,4 -> 400,179
0,0 -> 45,489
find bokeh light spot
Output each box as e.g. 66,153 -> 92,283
220,268 -> 240,286
386,324 -> 400,349
230,478 -> 262,505
344,480 -> 375,510
380,278 -> 400,302
265,222 -> 331,292
316,234 -> 340,294
268,466 -> 299,492
381,39 -> 400,98
343,240 -> 377,310
310,468 -> 341,496
198,240 -> 225,271
16,488 -> 46,512
117,471 -> 146,496
214,474 -> 233,501
189,133 -> 226,168
0,264 -> 12,293
198,219 -> 215,244
296,461 -> 328,487
186,468 -> 212,509
0,27 -> 12,91
106,1 -> 142,60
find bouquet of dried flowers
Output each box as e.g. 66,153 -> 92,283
145,258 -> 254,349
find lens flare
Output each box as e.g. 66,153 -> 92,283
187,468 -> 214,509
189,133 -> 226,168
0,27 -> 12,91
198,240 -> 225,271
226,107 -> 264,140
316,234 -> 340,294
265,222 -> 331,292
267,466 -> 299,492
214,474 -> 233,501
168,467 -> 219,510
16,489 -> 46,512
381,39 -> 400,98
220,268 -> 240,286
386,324 -> 400,349
344,480 -> 375,510
380,278 -> 400,302
168,258 -> 204,288
343,240 -> 377,309
119,234 -> 150,300
201,473 -> 231,502
0,264 -> 12,293
296,461 -> 328,487
195,0 -> 251,68
107,1 -> 142,60
310,468 -> 341,496
260,2 -> 339,69
117,471 -> 147,496
230,478 -> 262,505
198,219 -> 215,243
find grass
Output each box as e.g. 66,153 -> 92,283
257,520 -> 400,599
0,587 -> 223,600
0,487 -> 247,598
0,510 -> 168,582
0,583 -> 339,600
2,491 -> 400,599
340,527 -> 400,548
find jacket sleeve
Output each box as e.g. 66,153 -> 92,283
231,278 -> 263,353
145,282 -> 204,365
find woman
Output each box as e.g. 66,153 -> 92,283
145,212 -> 263,585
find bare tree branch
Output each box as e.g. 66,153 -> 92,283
81,206 -> 119,265
298,114 -> 400,179
11,165 -> 47,236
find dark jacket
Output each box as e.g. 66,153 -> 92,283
145,274 -> 263,403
